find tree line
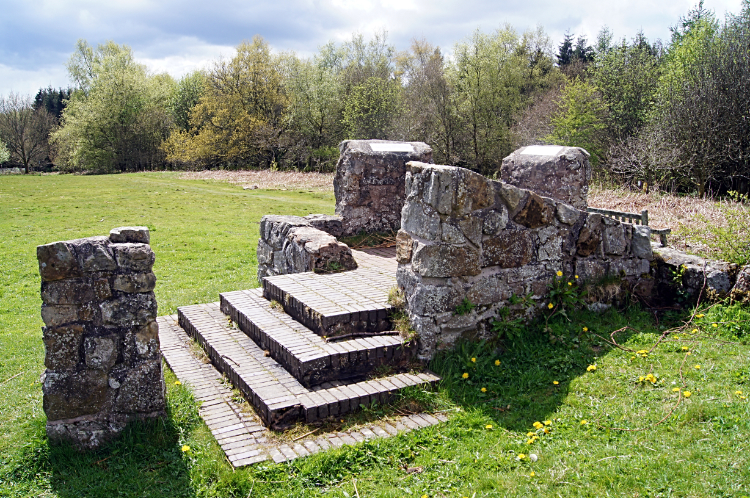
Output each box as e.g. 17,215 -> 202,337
1,1 -> 749,195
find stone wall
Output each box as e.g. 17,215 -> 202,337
38,227 -> 165,450
396,162 -> 654,360
501,145 -> 591,210
334,140 -> 433,236
257,215 -> 357,281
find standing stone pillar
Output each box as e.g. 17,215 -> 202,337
38,227 -> 165,450
334,140 -> 433,236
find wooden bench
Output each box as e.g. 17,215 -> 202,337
586,207 -> 671,246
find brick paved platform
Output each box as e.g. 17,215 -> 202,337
220,288 -> 413,387
177,302 -> 439,429
159,314 -> 449,467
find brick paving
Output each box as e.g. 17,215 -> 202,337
159,314 -> 449,467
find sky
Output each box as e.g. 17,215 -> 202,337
0,0 -> 744,96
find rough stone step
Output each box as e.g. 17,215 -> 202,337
177,302 -> 440,429
262,266 -> 396,337
220,288 -> 414,387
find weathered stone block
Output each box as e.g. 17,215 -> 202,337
513,193 -> 553,229
42,370 -> 109,421
114,359 -> 165,414
37,241 -> 80,281
396,230 -> 413,263
43,324 -> 85,371
603,223 -> 627,255
402,202 -> 441,240
335,140 -> 432,235
84,334 -> 119,370
556,203 -> 581,225
76,237 -> 117,272
112,244 -> 155,272
41,304 -> 83,327
304,214 -> 344,237
412,243 -> 481,277
577,214 -> 603,257
113,272 -> 157,293
109,226 -> 150,244
100,293 -> 157,327
501,145 -> 591,210
483,231 -> 535,268
480,208 -> 509,236
42,279 -> 95,305
135,321 -> 160,359
631,226 -> 653,260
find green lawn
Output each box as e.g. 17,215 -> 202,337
1,173 -> 748,497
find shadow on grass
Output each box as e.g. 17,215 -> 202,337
0,375 -> 201,498
429,304 -> 683,433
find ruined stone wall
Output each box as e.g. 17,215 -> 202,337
396,162 -> 654,360
501,145 -> 591,210
334,140 -> 433,236
38,227 -> 165,450
257,215 -> 356,281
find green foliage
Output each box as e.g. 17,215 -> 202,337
679,192 -> 750,265
53,40 -> 175,173
342,76 -> 400,139
545,78 -> 608,165
454,297 -> 476,316
168,70 -> 206,131
0,140 -> 9,164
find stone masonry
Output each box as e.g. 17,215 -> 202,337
38,226 -> 165,450
397,162 -> 654,360
257,215 -> 357,281
501,145 -> 592,210
334,140 -> 433,236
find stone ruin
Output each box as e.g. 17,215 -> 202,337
334,139 -> 433,236
38,227 -> 165,450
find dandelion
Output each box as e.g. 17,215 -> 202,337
583,326 -> 588,332
543,427 -> 550,434
462,372 -> 469,379
736,390 -> 743,396
575,275 -> 579,279
547,303 -> 554,309
529,454 -> 538,462
471,357 -> 476,363
175,380 -> 181,385
694,365 -> 701,370
696,314 -> 704,318
553,381 -> 559,385
543,420 -> 551,426
636,349 -> 649,356
587,364 -> 597,372
672,387 -> 681,392
691,329 -> 698,334
556,271 -> 563,277
681,346 -> 689,351
644,373 -> 656,384
527,439 -> 535,444
638,376 -> 645,382
486,424 -> 493,429
683,391 -> 692,398
580,420 -> 588,425
181,445 -> 191,453
495,359 -> 501,366
527,432 -> 535,437
712,323 -> 718,328
517,453 -> 526,460
533,421 -> 544,429
529,471 -> 536,477
568,282 -> 572,286
481,387 -> 487,393
421,495 -> 429,498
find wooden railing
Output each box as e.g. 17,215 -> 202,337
586,207 -> 671,246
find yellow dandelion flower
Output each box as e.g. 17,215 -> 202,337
645,374 -> 656,384
638,376 -> 645,382
529,471 -> 536,477
181,445 -> 190,453
462,372 -> 469,379
527,432 -> 535,437
568,282 -> 572,286
712,323 -> 718,328
486,424 -> 493,429
533,421 -> 543,429
696,314 -> 704,318
672,387 -> 680,392
587,364 -> 597,372
583,326 -> 588,332
547,303 -> 554,309
471,357 -> 476,363
543,420 -> 551,425
175,380 -> 181,385
495,359 -> 501,366
553,380 -> 559,385
543,427 -> 550,434
421,495 -> 429,498
517,453 -> 526,460
683,390 -> 692,398
556,271 -> 563,277
527,439 -> 535,444
580,420 -> 588,425
681,346 -> 689,351
575,275 -> 579,279
481,387 -> 487,393
694,365 -> 701,370
735,390 -> 743,396
691,329 -> 698,334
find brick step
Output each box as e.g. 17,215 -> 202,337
262,267 -> 396,337
177,302 -> 440,430
220,288 -> 413,387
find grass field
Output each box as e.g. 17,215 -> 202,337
1,172 -> 749,497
